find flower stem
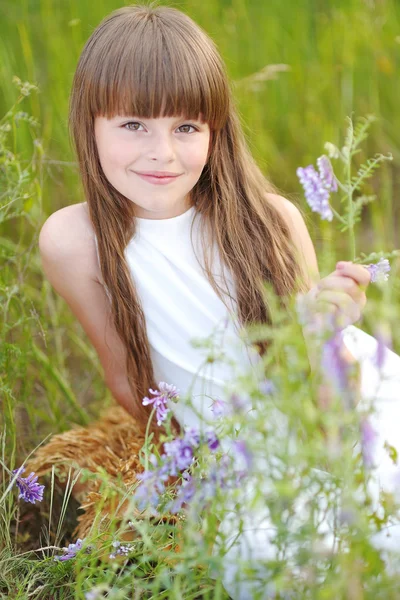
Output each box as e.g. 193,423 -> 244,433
144,406 -> 157,472
331,207 -> 346,224
346,161 -> 356,261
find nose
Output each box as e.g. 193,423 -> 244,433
147,132 -> 176,162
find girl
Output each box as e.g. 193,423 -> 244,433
28,4 -> 400,597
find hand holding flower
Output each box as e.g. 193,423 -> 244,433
297,261 -> 371,417
304,261 -> 371,332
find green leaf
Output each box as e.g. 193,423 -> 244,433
350,153 -> 393,193
384,441 -> 398,465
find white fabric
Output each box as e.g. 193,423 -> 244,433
125,206 -> 263,430
98,206 -> 400,598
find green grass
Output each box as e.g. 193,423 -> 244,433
1,1 -> 400,598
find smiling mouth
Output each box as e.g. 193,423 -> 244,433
134,172 -> 182,185
135,171 -> 182,177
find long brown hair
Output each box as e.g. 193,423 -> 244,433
68,3 -> 309,429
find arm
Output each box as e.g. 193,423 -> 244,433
38,203 -> 137,417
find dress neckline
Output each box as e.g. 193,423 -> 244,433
135,205 -> 196,228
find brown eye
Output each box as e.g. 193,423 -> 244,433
123,122 -> 141,131
177,124 -> 197,134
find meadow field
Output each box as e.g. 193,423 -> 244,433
1,0 -> 400,598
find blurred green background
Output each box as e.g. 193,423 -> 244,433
1,0 -> 400,242
1,0 -> 399,451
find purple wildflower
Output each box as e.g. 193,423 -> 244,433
205,430 -> 220,451
376,336 -> 387,370
230,392 -> 250,413
164,438 -> 195,472
211,398 -> 230,418
12,466 -> 44,504
168,472 -> 197,513
169,453 -> 243,513
321,329 -> 351,396
297,155 -> 337,221
54,538 -> 87,561
188,461 -> 227,508
134,426 -> 221,513
135,469 -> 166,510
142,382 -> 180,426
109,540 -> 133,559
189,450 -> 251,509
360,417 -> 377,468
366,258 -> 391,283
339,506 -> 357,527
199,454 -> 237,501
233,440 -> 253,471
259,379 -> 276,395
316,155 -> 338,193
374,326 -> 392,370
198,474 -> 222,504
136,435 -> 249,514
183,428 -> 201,449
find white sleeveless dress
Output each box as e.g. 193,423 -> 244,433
99,206 -> 400,598
125,205 -> 263,430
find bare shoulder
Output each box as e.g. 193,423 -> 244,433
39,201 -> 94,253
38,203 -> 131,393
266,192 -> 304,223
38,202 -> 100,283
266,193 -> 320,287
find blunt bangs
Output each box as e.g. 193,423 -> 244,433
84,9 -> 230,130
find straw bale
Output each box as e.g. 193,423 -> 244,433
25,404 -> 148,538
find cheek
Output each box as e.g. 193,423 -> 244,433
104,141 -> 132,165
182,141 -> 210,172
100,140 -> 133,168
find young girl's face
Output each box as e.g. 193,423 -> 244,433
94,114 -> 211,219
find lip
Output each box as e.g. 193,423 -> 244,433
134,171 -> 182,186
136,170 -> 182,177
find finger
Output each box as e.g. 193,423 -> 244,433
317,289 -> 355,311
317,275 -> 366,306
335,261 -> 372,289
316,290 -> 362,324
